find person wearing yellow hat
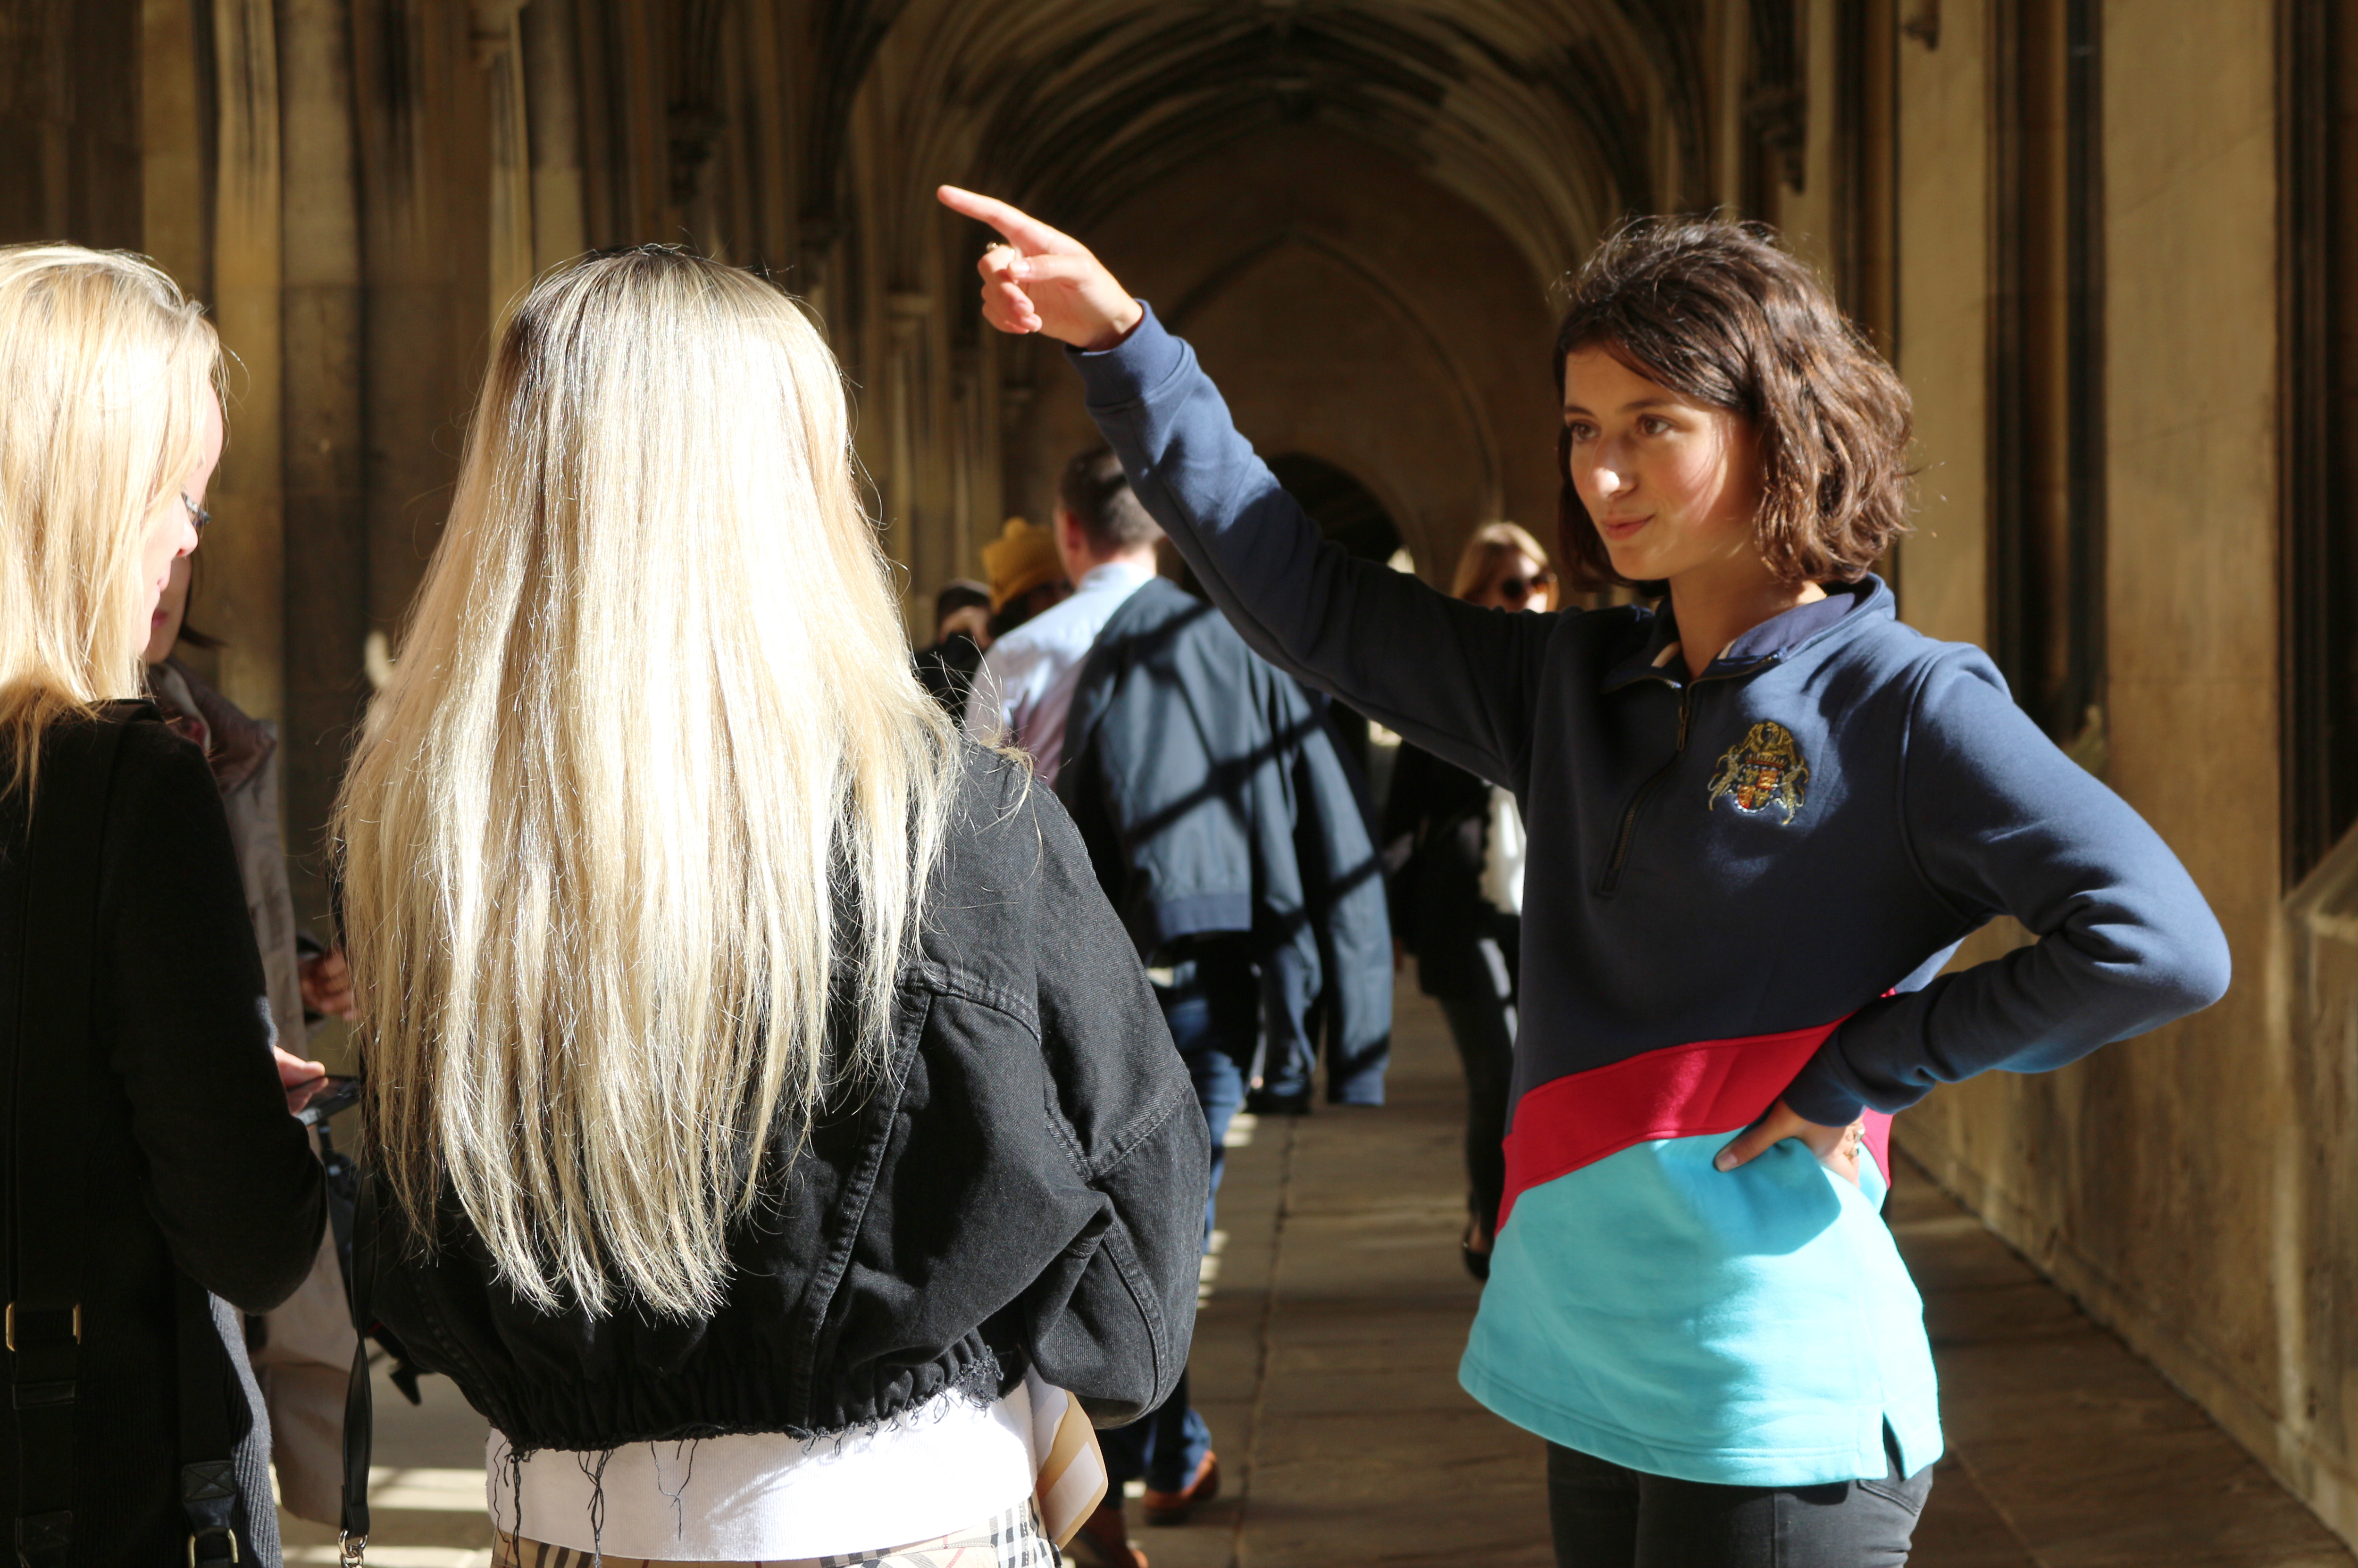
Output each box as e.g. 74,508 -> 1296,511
981,515 -> 1070,632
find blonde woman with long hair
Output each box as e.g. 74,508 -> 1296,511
0,246 -> 326,1565
336,247 -> 1206,1568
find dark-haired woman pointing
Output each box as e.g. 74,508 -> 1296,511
939,186 -> 2229,1568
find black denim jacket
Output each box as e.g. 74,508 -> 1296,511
360,746 -> 1209,1452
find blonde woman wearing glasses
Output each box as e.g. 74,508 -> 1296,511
0,245 -> 326,1566
336,248 -> 1206,1568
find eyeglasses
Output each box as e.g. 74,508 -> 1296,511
1496,569 -> 1555,601
182,493 -> 211,534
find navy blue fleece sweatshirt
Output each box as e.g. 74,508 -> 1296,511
1069,307 -> 2231,1129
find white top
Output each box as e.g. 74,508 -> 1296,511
485,1385 -> 1035,1561
963,560 -> 1158,788
1479,785 -> 1528,916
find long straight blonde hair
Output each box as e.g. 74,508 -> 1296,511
336,249 -> 960,1319
0,246 -> 220,786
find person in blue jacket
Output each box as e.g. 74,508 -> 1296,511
938,186 -> 2232,1568
1055,530 -> 1393,1566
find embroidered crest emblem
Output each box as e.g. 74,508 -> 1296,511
1706,720 -> 1810,825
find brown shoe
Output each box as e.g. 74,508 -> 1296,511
1068,1501 -> 1149,1568
1142,1451 -> 1221,1526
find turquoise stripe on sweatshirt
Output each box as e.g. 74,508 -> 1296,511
1458,1134 -> 1941,1488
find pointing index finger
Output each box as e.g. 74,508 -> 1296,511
937,184 -> 1071,256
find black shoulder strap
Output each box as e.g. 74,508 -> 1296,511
8,717 -> 127,1568
338,1173 -> 376,1564
173,1274 -> 241,1567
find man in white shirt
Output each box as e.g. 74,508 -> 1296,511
963,448 -> 1162,788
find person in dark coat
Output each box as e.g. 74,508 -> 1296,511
913,577 -> 993,715
145,550 -> 359,1524
1383,523 -> 1555,1280
1062,583 -> 1394,1115
0,244 -> 326,1567
1056,550 -> 1392,1564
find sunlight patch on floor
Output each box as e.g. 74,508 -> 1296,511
364,1468 -> 488,1511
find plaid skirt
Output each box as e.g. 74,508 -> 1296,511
492,1497 -> 1062,1568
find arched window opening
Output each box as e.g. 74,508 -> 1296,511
1264,452 -> 1405,567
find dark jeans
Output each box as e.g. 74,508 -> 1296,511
1546,1434 -> 1932,1567
1098,948 -> 1254,1493
1437,965 -> 1516,1242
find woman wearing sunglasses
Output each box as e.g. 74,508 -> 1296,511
939,185 -> 2230,1567
1386,522 -> 1554,1280
1457,526 -> 1557,614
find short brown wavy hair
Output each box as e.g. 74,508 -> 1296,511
1552,218 -> 1912,593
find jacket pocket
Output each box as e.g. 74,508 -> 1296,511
1020,1201 -> 1179,1427
1021,1076 -> 1206,1427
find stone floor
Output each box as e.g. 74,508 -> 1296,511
284,985 -> 2357,1566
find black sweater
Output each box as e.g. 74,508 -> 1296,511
364,745 -> 1209,1450
1381,742 -> 1518,1001
0,710 -> 327,1563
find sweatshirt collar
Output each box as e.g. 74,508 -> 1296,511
1602,575 -> 1891,692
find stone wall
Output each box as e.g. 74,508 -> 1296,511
1886,0 -> 2358,1543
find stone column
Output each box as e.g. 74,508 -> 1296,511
351,0 -> 469,638
0,0 -> 73,240
884,290 -> 936,605
207,0 -> 285,725
667,0 -> 728,242
142,0 -> 209,295
278,0 -> 365,924
949,337 -> 992,586
732,0 -> 795,269
522,0 -> 586,267
1891,0 -> 1989,647
474,0 -> 534,320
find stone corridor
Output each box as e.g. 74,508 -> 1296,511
283,987 -> 2355,1567
27,0 -> 2348,1540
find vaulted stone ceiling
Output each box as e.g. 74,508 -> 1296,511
785,0 -> 1735,591
836,0 -> 1714,293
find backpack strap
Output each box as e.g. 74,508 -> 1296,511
8,715 -> 128,1568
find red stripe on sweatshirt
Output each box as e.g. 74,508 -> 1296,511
1497,1016 -> 1882,1232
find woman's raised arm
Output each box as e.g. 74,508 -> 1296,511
938,186 -> 1557,793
